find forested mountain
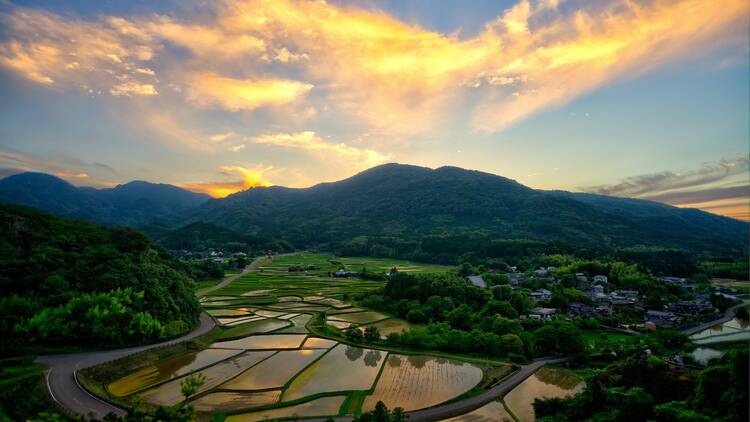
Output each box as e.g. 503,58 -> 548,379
0,165 -> 746,257
144,221 -> 290,252
0,172 -> 210,226
0,204 -> 200,353
178,164 -> 747,256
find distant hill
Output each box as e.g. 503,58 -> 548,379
177,163 -> 747,256
148,221 -> 266,251
0,172 -> 210,226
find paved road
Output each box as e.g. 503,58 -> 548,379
38,313 -> 216,419
38,254 -> 289,419
680,300 -> 749,336
407,357 -> 570,422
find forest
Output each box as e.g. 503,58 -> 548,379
0,205 -> 201,354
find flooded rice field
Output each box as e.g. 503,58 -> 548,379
362,354 -> 483,412
221,349 -> 327,390
211,334 -> 308,350
503,367 -> 584,421
690,317 -> 750,345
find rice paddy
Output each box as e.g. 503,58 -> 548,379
282,344 -> 386,401
362,354 -> 483,412
89,253 -> 484,419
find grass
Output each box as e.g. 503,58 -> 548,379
581,330 -> 641,354
0,356 -> 58,421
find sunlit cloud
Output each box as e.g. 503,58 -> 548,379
250,131 -> 390,169
177,165 -> 274,198
0,0 -> 746,140
209,132 -> 237,143
186,72 -> 313,111
583,155 -> 750,220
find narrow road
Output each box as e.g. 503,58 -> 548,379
38,254 -> 289,419
680,300 -> 749,336
406,357 -> 570,422
37,313 -> 216,419
195,255 -> 270,297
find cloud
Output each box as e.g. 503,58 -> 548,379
584,155 -> 748,197
249,131 -> 389,169
110,81 -> 158,96
0,148 -> 118,185
582,155 -> 749,220
177,164 -> 274,198
186,72 -> 313,111
209,132 -> 237,143
0,0 -> 747,143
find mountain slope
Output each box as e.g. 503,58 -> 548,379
180,163 -> 747,255
0,172 -> 210,226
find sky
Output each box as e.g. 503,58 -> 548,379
0,0 -> 748,220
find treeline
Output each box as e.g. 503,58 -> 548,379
335,235 -> 747,280
0,205 -> 200,354
356,272 -> 587,360
535,346 -> 748,422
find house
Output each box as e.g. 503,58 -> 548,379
506,272 -> 525,286
534,268 -> 549,277
668,300 -> 713,316
530,307 -> 557,320
467,275 -> 487,288
659,276 -> 688,286
645,310 -> 681,328
587,285 -> 608,302
593,275 -> 608,284
232,252 -> 247,257
333,269 -> 359,278
575,273 -> 588,282
595,305 -> 614,316
530,288 -> 552,302
568,302 -> 595,317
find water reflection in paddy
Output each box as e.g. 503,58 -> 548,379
503,367 -> 584,422
690,317 -> 750,345
191,390 -> 281,412
444,399 -> 514,422
283,344 -> 385,401
108,348 -> 241,397
141,350 -> 274,406
691,347 -> 724,365
221,349 -> 327,390
363,354 -> 482,412
225,395 -> 346,422
211,334 -> 307,350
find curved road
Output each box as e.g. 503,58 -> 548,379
407,357 -> 569,421
38,254 -> 278,418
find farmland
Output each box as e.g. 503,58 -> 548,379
82,253 -> 499,419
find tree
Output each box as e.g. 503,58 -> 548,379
364,326 -> 381,342
180,373 -> 205,404
345,326 -> 364,342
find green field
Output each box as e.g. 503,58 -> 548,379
81,253 -> 503,420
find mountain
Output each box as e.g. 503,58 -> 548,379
178,163 -> 747,256
0,172 -> 210,226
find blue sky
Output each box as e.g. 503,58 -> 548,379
0,0 -> 748,218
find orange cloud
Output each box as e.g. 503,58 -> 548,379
177,165 -> 274,198
249,131 -> 389,169
186,72 -> 313,111
0,0 -> 747,142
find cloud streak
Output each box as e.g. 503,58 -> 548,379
583,155 -> 749,220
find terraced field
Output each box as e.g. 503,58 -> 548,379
89,253 -> 493,420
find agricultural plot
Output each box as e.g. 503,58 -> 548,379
212,334 -> 307,350
226,396 -> 347,422
276,314 -> 312,334
327,311 -> 389,324
362,354 -> 483,412
218,319 -> 291,338
91,252 -> 469,419
191,391 -> 281,412
282,344 -> 386,401
108,348 -> 241,396
337,257 -> 451,273
363,319 -> 418,338
503,367 -> 584,422
141,351 -> 274,406
445,399 -> 514,422
221,349 -> 327,390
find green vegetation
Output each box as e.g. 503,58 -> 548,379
534,346 -> 749,422
0,356 -> 55,421
0,204 -> 200,354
